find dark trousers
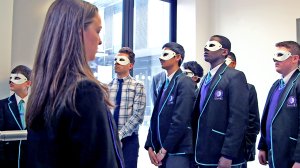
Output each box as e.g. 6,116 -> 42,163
159,154 -> 191,168
121,133 -> 139,168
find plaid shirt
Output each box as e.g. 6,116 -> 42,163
108,75 -> 146,140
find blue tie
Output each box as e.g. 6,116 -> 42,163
279,79 -> 285,90
18,100 -> 25,129
113,79 -> 124,127
204,72 -> 212,85
164,78 -> 169,90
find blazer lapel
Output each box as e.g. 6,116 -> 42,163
272,70 -> 300,122
201,63 -> 228,114
8,94 -> 23,130
156,69 -> 183,112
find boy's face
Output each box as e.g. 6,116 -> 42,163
9,73 -> 31,92
274,47 -> 299,77
159,48 -> 181,70
114,53 -> 133,75
204,37 -> 228,64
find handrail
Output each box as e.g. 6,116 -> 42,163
0,130 -> 27,141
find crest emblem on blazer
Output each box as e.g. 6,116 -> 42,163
167,95 -> 175,105
287,96 -> 297,107
214,89 -> 223,100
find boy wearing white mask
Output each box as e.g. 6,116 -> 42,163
108,47 -> 146,168
258,41 -> 300,168
145,42 -> 195,168
0,65 -> 32,168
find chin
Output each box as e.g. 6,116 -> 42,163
275,68 -> 281,74
86,54 -> 96,61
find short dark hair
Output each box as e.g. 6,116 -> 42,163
228,51 -> 236,62
275,41 -> 300,56
119,47 -> 135,64
11,65 -> 32,80
211,35 -> 231,52
162,42 -> 185,66
183,61 -> 203,77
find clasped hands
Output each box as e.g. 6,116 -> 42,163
148,147 -> 167,166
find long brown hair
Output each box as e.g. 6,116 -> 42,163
26,0 -> 112,129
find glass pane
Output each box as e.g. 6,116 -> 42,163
133,0 -> 170,122
133,1 -> 170,168
89,0 -> 123,84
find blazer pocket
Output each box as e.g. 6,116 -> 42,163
289,136 -> 297,141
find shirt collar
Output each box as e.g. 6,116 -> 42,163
117,75 -> 132,81
15,94 -> 28,104
209,63 -> 223,77
166,71 -> 176,82
282,69 -> 297,84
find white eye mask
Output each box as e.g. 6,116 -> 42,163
114,56 -> 131,65
159,50 -> 176,60
205,41 -> 223,51
183,69 -> 194,78
273,50 -> 292,62
10,73 -> 28,84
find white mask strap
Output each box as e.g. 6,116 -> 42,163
273,50 -> 292,62
225,57 -> 233,65
159,50 -> 176,60
183,69 -> 194,78
205,41 -> 223,51
10,73 -> 28,84
114,56 -> 131,65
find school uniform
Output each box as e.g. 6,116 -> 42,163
242,84 -> 260,168
192,63 -> 249,167
0,94 -> 27,168
145,69 -> 195,168
258,69 -> 300,168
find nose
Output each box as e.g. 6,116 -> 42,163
99,40 -> 102,45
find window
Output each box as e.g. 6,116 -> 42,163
89,0 -> 175,122
86,0 -> 175,167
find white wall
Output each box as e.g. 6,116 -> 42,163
177,0 -> 211,74
11,0 -> 53,68
0,0 -> 52,98
0,0 -> 14,97
177,0 -> 196,62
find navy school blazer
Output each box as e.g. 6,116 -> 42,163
258,69 -> 300,168
145,69 -> 196,155
192,63 -> 249,166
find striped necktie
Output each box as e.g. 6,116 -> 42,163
18,100 -> 25,129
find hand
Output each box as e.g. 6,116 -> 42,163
217,156 -> 232,168
155,148 -> 167,165
148,147 -> 160,166
292,162 -> 300,168
258,150 -> 268,165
